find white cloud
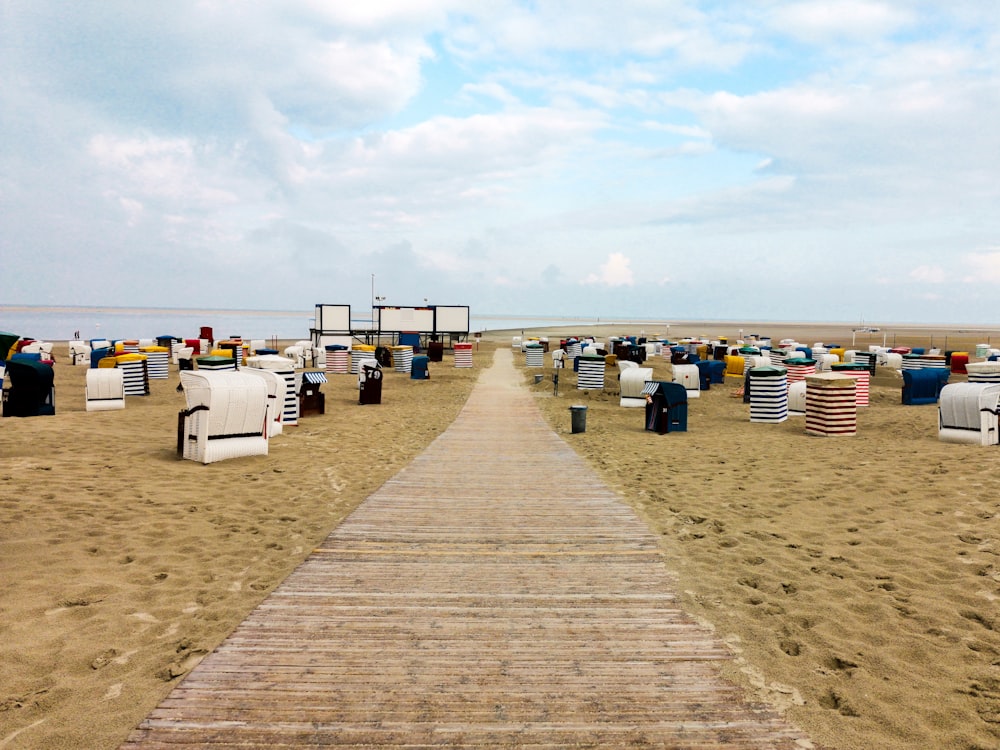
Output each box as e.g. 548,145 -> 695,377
640,121 -> 712,139
87,134 -> 242,206
964,252 -> 1000,283
909,265 -> 946,284
770,1 -> 913,42
583,253 -> 635,286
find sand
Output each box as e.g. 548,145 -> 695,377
2,324 -> 1000,749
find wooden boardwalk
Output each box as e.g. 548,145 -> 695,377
121,348 -> 813,749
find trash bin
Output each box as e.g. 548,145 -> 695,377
569,404 -> 587,433
427,341 -> 444,362
359,363 -> 383,405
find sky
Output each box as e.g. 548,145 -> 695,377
2,1 -> 999,324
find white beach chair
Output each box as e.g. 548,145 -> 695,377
788,380 -> 807,415
938,383 -> 1000,446
284,345 -> 305,368
177,371 -> 269,464
20,341 -> 53,360
620,367 -> 653,407
85,368 -> 126,411
69,340 -> 92,366
672,363 -> 701,399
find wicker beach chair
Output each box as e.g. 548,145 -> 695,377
85,368 -> 126,411
938,383 -> 1000,446
619,367 -> 653,407
176,371 -> 269,464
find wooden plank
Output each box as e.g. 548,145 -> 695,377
120,348 -> 814,749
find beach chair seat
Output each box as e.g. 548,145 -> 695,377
85,368 -> 126,411
177,371 -> 269,464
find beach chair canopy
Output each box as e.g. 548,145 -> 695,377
0,331 -> 19,360
643,380 -> 687,406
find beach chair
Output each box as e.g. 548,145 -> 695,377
815,353 -> 840,372
966,361 -> 1000,383
177,371 -> 269,464
85,368 -> 126,411
2,359 -> 55,417
69,340 -> 92,365
938,383 -> 1000,446
903,369 -> 948,405
643,381 -> 688,433
20,341 -> 54,363
672,363 -> 701,399
619,367 -> 652,407
788,380 -> 807,415
283,344 -> 305,367
724,355 -> 746,385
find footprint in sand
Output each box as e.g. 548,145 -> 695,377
102,683 -> 123,700
780,639 -> 802,656
818,688 -> 859,716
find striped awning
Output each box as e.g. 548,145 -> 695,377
303,372 -> 328,384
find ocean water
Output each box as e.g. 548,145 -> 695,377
0,306 -> 611,343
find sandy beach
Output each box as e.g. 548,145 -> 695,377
2,323 -> 1000,749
